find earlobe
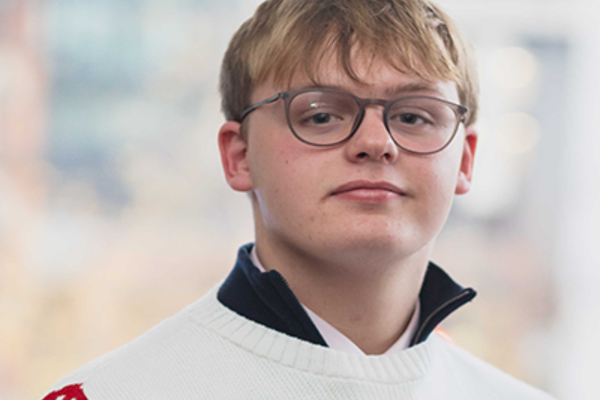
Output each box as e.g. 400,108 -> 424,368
455,126 -> 478,195
218,121 -> 254,192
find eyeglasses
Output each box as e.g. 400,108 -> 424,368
239,87 -> 468,155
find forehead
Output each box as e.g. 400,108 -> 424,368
254,52 -> 459,103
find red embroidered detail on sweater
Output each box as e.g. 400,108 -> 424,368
42,384 -> 88,400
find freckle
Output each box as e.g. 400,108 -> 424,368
350,315 -> 363,323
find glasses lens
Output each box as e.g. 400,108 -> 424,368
288,90 -> 358,145
387,97 -> 458,153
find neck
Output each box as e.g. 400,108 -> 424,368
254,233 -> 430,355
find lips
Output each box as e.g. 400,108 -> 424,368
331,180 -> 406,196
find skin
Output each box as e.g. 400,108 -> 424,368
218,54 -> 478,355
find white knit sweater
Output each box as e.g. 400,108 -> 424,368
43,285 -> 555,400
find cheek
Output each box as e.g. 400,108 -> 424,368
430,136 -> 464,189
249,138 -> 321,218
410,149 -> 462,213
253,144 -> 301,190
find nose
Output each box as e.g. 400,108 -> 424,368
343,107 -> 400,164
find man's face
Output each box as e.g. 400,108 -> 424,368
219,54 -> 477,269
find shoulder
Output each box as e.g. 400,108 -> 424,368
40,287 -> 223,400
431,334 -> 556,400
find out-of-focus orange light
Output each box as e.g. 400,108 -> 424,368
434,327 -> 455,345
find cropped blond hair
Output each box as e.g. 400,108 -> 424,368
220,0 -> 479,127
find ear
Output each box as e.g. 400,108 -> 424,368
218,121 -> 254,192
455,126 -> 478,195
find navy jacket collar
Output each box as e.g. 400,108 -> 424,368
218,243 -> 476,348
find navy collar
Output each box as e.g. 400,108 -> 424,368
218,243 -> 476,348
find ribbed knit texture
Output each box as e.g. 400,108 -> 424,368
44,285 -> 555,400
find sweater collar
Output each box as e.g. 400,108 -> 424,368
217,243 -> 476,349
250,246 -> 421,354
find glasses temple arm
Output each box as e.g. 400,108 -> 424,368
239,93 -> 284,122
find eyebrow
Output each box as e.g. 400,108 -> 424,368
382,82 -> 442,97
301,81 -> 443,98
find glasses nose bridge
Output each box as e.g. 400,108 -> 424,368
352,97 -> 391,136
357,97 -> 389,113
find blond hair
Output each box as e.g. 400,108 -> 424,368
220,0 -> 479,126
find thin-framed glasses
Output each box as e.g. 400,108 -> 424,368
238,87 -> 468,155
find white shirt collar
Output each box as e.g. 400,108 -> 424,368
250,246 -> 420,355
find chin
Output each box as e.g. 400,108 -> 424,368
316,229 -> 425,261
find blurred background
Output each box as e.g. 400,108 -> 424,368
1,0 -> 599,398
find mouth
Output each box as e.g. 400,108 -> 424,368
331,180 -> 407,199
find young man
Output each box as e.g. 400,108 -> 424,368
42,0 -> 555,399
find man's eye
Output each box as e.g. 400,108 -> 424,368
394,113 -> 427,125
304,112 -> 340,125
